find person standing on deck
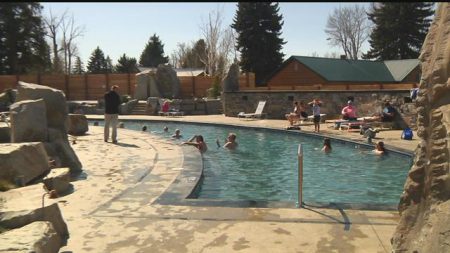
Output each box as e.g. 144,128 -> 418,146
104,85 -> 121,143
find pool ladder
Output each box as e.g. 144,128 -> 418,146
296,144 -> 304,208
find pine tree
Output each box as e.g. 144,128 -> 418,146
232,2 -> 286,86
72,56 -> 84,74
364,3 -> 434,60
86,46 -> 107,74
0,3 -> 51,74
139,34 -> 169,67
115,54 -> 139,73
106,56 -> 113,73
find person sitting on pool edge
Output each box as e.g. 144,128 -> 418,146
216,133 -> 238,150
373,141 -> 386,155
321,138 -> 332,153
172,129 -> 182,139
182,135 -> 207,153
341,100 -> 357,121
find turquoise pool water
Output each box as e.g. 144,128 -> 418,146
91,120 -> 412,206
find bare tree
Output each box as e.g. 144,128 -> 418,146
44,8 -> 68,72
310,52 -> 320,57
199,5 -> 236,79
61,14 -> 85,74
325,4 -> 371,60
323,52 -> 340,58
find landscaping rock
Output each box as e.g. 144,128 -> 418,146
0,125 -> 10,143
0,221 -> 61,253
66,114 -> 88,136
223,63 -> 240,92
43,167 -> 71,194
45,128 -> 82,173
16,81 -> 68,134
0,142 -> 49,186
156,64 -> 180,98
0,203 -> 69,239
10,99 -> 48,142
392,3 -> 450,253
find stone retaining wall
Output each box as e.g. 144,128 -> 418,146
223,90 -> 417,129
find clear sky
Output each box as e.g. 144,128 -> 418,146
41,2 -> 372,66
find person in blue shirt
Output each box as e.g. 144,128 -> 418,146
381,102 -> 395,122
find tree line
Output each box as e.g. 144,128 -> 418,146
0,3 -> 435,85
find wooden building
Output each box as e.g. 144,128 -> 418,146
264,56 -> 420,90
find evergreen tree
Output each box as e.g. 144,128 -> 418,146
232,2 -> 286,85
0,3 -> 51,74
106,56 -> 113,73
364,2 -> 434,60
139,33 -> 169,67
115,53 -> 139,73
72,56 -> 84,74
86,46 -> 107,73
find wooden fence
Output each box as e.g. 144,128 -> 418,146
0,72 -> 256,100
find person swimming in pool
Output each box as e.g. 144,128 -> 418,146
216,133 -> 238,150
321,138 -> 332,153
172,129 -> 182,139
182,135 -> 207,153
373,141 -> 386,155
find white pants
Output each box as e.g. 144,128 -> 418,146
104,114 -> 118,142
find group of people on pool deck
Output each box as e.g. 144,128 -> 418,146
321,137 -> 386,155
285,98 -> 323,132
341,100 -> 395,122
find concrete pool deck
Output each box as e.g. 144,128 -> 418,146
0,115 -> 419,252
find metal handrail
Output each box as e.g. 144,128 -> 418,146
296,144 -> 303,208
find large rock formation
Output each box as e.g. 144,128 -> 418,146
223,63 -> 240,92
66,114 -> 88,136
12,82 -> 82,172
392,3 -> 450,253
155,64 -> 181,98
0,142 -> 49,186
10,99 -> 48,142
16,82 -> 68,134
0,221 -> 62,253
0,203 -> 69,239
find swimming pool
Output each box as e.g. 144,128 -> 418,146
91,120 -> 412,207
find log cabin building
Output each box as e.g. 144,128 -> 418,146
263,56 -> 420,91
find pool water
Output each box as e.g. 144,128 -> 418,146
91,120 -> 412,206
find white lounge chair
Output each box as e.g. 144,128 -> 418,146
238,101 -> 267,120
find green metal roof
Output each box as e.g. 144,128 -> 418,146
292,56 -> 396,82
383,59 -> 420,82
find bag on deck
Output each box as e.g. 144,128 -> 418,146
401,128 -> 413,140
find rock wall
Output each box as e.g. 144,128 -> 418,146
392,3 -> 450,253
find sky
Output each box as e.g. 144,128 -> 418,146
40,2 -> 372,66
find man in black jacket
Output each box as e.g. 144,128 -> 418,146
104,85 -> 121,143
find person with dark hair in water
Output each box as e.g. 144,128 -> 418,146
321,138 -> 332,153
182,135 -> 207,153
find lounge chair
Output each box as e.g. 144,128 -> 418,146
238,101 -> 267,120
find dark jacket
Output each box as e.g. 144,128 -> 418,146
104,90 -> 121,114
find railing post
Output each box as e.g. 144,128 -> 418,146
297,144 -> 303,208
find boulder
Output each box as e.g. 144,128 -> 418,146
0,142 -> 49,186
66,114 -> 88,136
0,203 -> 69,239
45,128 -> 82,173
10,99 -> 48,142
155,64 -> 180,98
0,125 -> 10,143
120,99 -> 138,114
16,81 -> 68,134
0,221 -> 62,253
43,167 -> 71,194
223,63 -> 240,92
